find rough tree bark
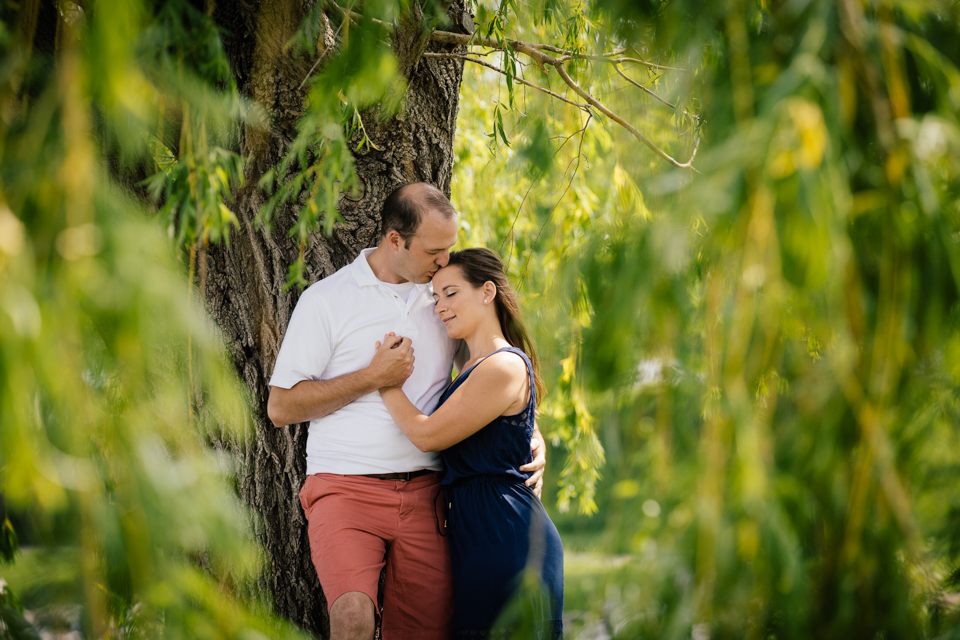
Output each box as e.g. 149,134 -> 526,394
201,1 -> 467,635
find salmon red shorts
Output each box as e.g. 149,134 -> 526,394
298,472 -> 453,640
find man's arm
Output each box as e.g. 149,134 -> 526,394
268,370 -> 378,428
267,336 -> 415,428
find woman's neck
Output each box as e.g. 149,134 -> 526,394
462,323 -> 510,369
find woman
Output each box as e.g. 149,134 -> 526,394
374,248 -> 564,639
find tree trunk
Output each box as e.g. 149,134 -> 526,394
203,1 -> 466,635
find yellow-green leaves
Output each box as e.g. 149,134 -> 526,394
768,98 -> 827,179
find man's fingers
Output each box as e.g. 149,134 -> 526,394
521,435 -> 545,495
523,438 -> 546,470
530,434 -> 544,453
519,457 -> 545,473
524,468 -> 544,499
524,465 -> 544,487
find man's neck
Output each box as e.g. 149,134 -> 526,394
365,245 -> 406,284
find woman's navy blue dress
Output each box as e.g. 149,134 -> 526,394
437,347 -> 564,640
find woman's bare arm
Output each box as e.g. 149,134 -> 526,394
380,351 -> 530,452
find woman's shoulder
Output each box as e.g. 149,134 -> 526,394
474,348 -> 529,380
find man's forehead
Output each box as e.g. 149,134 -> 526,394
413,213 -> 458,248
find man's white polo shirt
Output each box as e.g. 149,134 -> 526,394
269,248 -> 456,475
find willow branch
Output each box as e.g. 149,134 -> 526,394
554,64 -> 698,170
321,2 -> 697,169
613,64 -> 676,109
610,56 -> 684,71
430,29 -> 697,169
430,30 -> 684,70
422,52 -> 590,110
519,112 -> 592,286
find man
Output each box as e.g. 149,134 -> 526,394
267,183 -> 545,640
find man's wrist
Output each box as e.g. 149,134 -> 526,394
358,365 -> 381,394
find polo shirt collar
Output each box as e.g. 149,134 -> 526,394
350,248 -> 430,295
351,248 -> 381,287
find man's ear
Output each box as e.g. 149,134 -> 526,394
386,229 -> 403,251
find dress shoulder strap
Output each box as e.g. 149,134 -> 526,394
493,346 -> 536,409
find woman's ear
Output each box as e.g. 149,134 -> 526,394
483,281 -> 497,304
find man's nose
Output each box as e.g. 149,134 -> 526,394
436,250 -> 450,267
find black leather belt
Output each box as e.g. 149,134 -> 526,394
360,469 -> 437,481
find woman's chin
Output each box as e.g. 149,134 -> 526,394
443,326 -> 461,339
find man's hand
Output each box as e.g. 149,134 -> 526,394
370,333 -> 415,389
522,427 -> 546,499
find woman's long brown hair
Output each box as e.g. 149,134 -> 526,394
446,248 -> 546,407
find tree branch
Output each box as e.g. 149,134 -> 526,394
422,52 -> 590,110
519,112 -> 593,287
612,63 -> 676,109
319,2 -> 699,170
609,56 -> 684,71
430,30 -> 685,70
429,29 -> 698,170
553,64 -> 695,169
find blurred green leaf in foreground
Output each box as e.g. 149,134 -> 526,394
0,1 -> 307,637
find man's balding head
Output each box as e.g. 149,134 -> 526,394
381,183 -> 458,248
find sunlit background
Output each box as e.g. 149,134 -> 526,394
3,0 -> 960,638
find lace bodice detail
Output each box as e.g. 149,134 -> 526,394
437,347 -> 536,487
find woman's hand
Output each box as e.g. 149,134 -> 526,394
368,333 -> 415,389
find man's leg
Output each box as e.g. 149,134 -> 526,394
300,474 -> 399,640
381,474 -> 454,640
329,592 -> 376,640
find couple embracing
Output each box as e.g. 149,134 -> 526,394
268,183 -> 564,640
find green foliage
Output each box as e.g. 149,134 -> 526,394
146,144 -> 244,248
0,1 -> 308,637
2,0 -> 959,637
137,0 -> 248,252
0,578 -> 40,640
452,0 -> 689,515
258,4 -> 404,289
455,0 -> 960,636
0,518 -> 17,565
257,108 -> 359,289
548,354 -> 605,515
